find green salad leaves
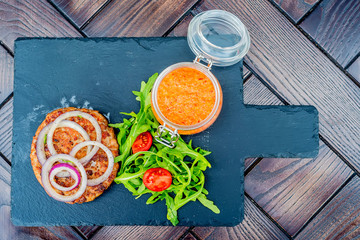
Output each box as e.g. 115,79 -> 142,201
109,73 -> 220,226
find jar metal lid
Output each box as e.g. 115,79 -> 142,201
187,10 -> 251,67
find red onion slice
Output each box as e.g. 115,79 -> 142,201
47,111 -> 102,165
49,163 -> 81,191
41,154 -> 87,202
70,141 -> 114,186
36,120 -> 91,165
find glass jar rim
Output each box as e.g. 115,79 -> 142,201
187,9 -> 251,66
196,10 -> 249,51
151,62 -> 222,131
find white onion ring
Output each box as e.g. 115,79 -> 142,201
47,111 -> 102,166
70,141 -> 114,186
41,154 -> 87,202
49,163 -> 81,191
36,120 -> 91,165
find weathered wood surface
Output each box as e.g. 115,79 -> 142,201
0,46 -> 12,105
0,99 -> 12,161
194,0 -> 360,173
0,156 -> 83,240
300,0 -> 360,67
193,196 -> 289,240
246,144 -> 353,236
0,0 -> 81,51
167,14 -> 193,37
242,75 -> 354,235
296,175 -> 360,240
51,0 -> 108,28
83,0 -> 198,37
91,226 -> 189,240
347,57 -> 360,84
0,0 -> 359,239
76,226 -> 102,239
271,0 -> 320,22
182,232 -> 197,240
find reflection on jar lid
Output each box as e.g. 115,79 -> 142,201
157,67 -> 215,126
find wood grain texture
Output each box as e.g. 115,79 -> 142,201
193,196 -> 289,240
167,14 -> 193,37
296,176 -> 360,239
244,158 -> 257,170
194,0 -> 360,173
91,226 -> 188,240
271,0 -> 319,22
300,0 -> 360,67
347,56 -> 360,84
51,0 -> 108,28
0,156 -> 82,240
242,75 -> 353,235
183,232 -> 197,240
242,75 -> 277,170
75,226 -> 102,238
83,0 -> 197,37
0,46 -> 13,105
243,65 -> 251,80
245,143 -> 353,236
0,0 -> 81,50
0,98 -> 12,160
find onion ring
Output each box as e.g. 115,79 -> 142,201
47,111 -> 102,165
41,154 -> 87,202
70,141 -> 114,186
36,120 -> 91,165
49,163 -> 81,192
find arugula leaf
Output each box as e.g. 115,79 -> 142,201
110,73 -> 220,226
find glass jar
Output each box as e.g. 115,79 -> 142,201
151,10 -> 250,148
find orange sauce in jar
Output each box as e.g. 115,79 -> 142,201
157,67 -> 215,126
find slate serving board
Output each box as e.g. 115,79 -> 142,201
11,38 -> 319,227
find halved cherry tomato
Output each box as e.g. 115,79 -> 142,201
132,131 -> 152,154
143,168 -> 172,192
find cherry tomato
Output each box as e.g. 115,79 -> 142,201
132,131 -> 152,154
143,168 -> 172,192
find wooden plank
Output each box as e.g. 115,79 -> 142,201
183,232 -> 197,240
242,65 -> 251,80
347,56 -> 360,84
51,0 -> 108,28
91,226 -> 189,240
0,98 -> 13,161
0,0 -> 81,51
167,14 -> 193,37
0,46 -> 13,105
296,176 -> 360,239
194,0 -> 360,173
242,75 -> 353,235
193,196 -> 289,240
243,75 -> 276,170
300,0 -> 360,67
271,0 -> 320,23
83,0 -> 198,37
245,143 -> 353,236
75,226 -> 101,238
243,75 -> 282,106
0,156 -> 83,240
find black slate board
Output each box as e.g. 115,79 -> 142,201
11,38 -> 319,227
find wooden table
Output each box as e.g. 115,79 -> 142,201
1,0 -> 359,239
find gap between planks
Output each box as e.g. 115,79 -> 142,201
265,0 -> 360,88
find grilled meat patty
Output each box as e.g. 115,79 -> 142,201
30,107 -> 119,203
